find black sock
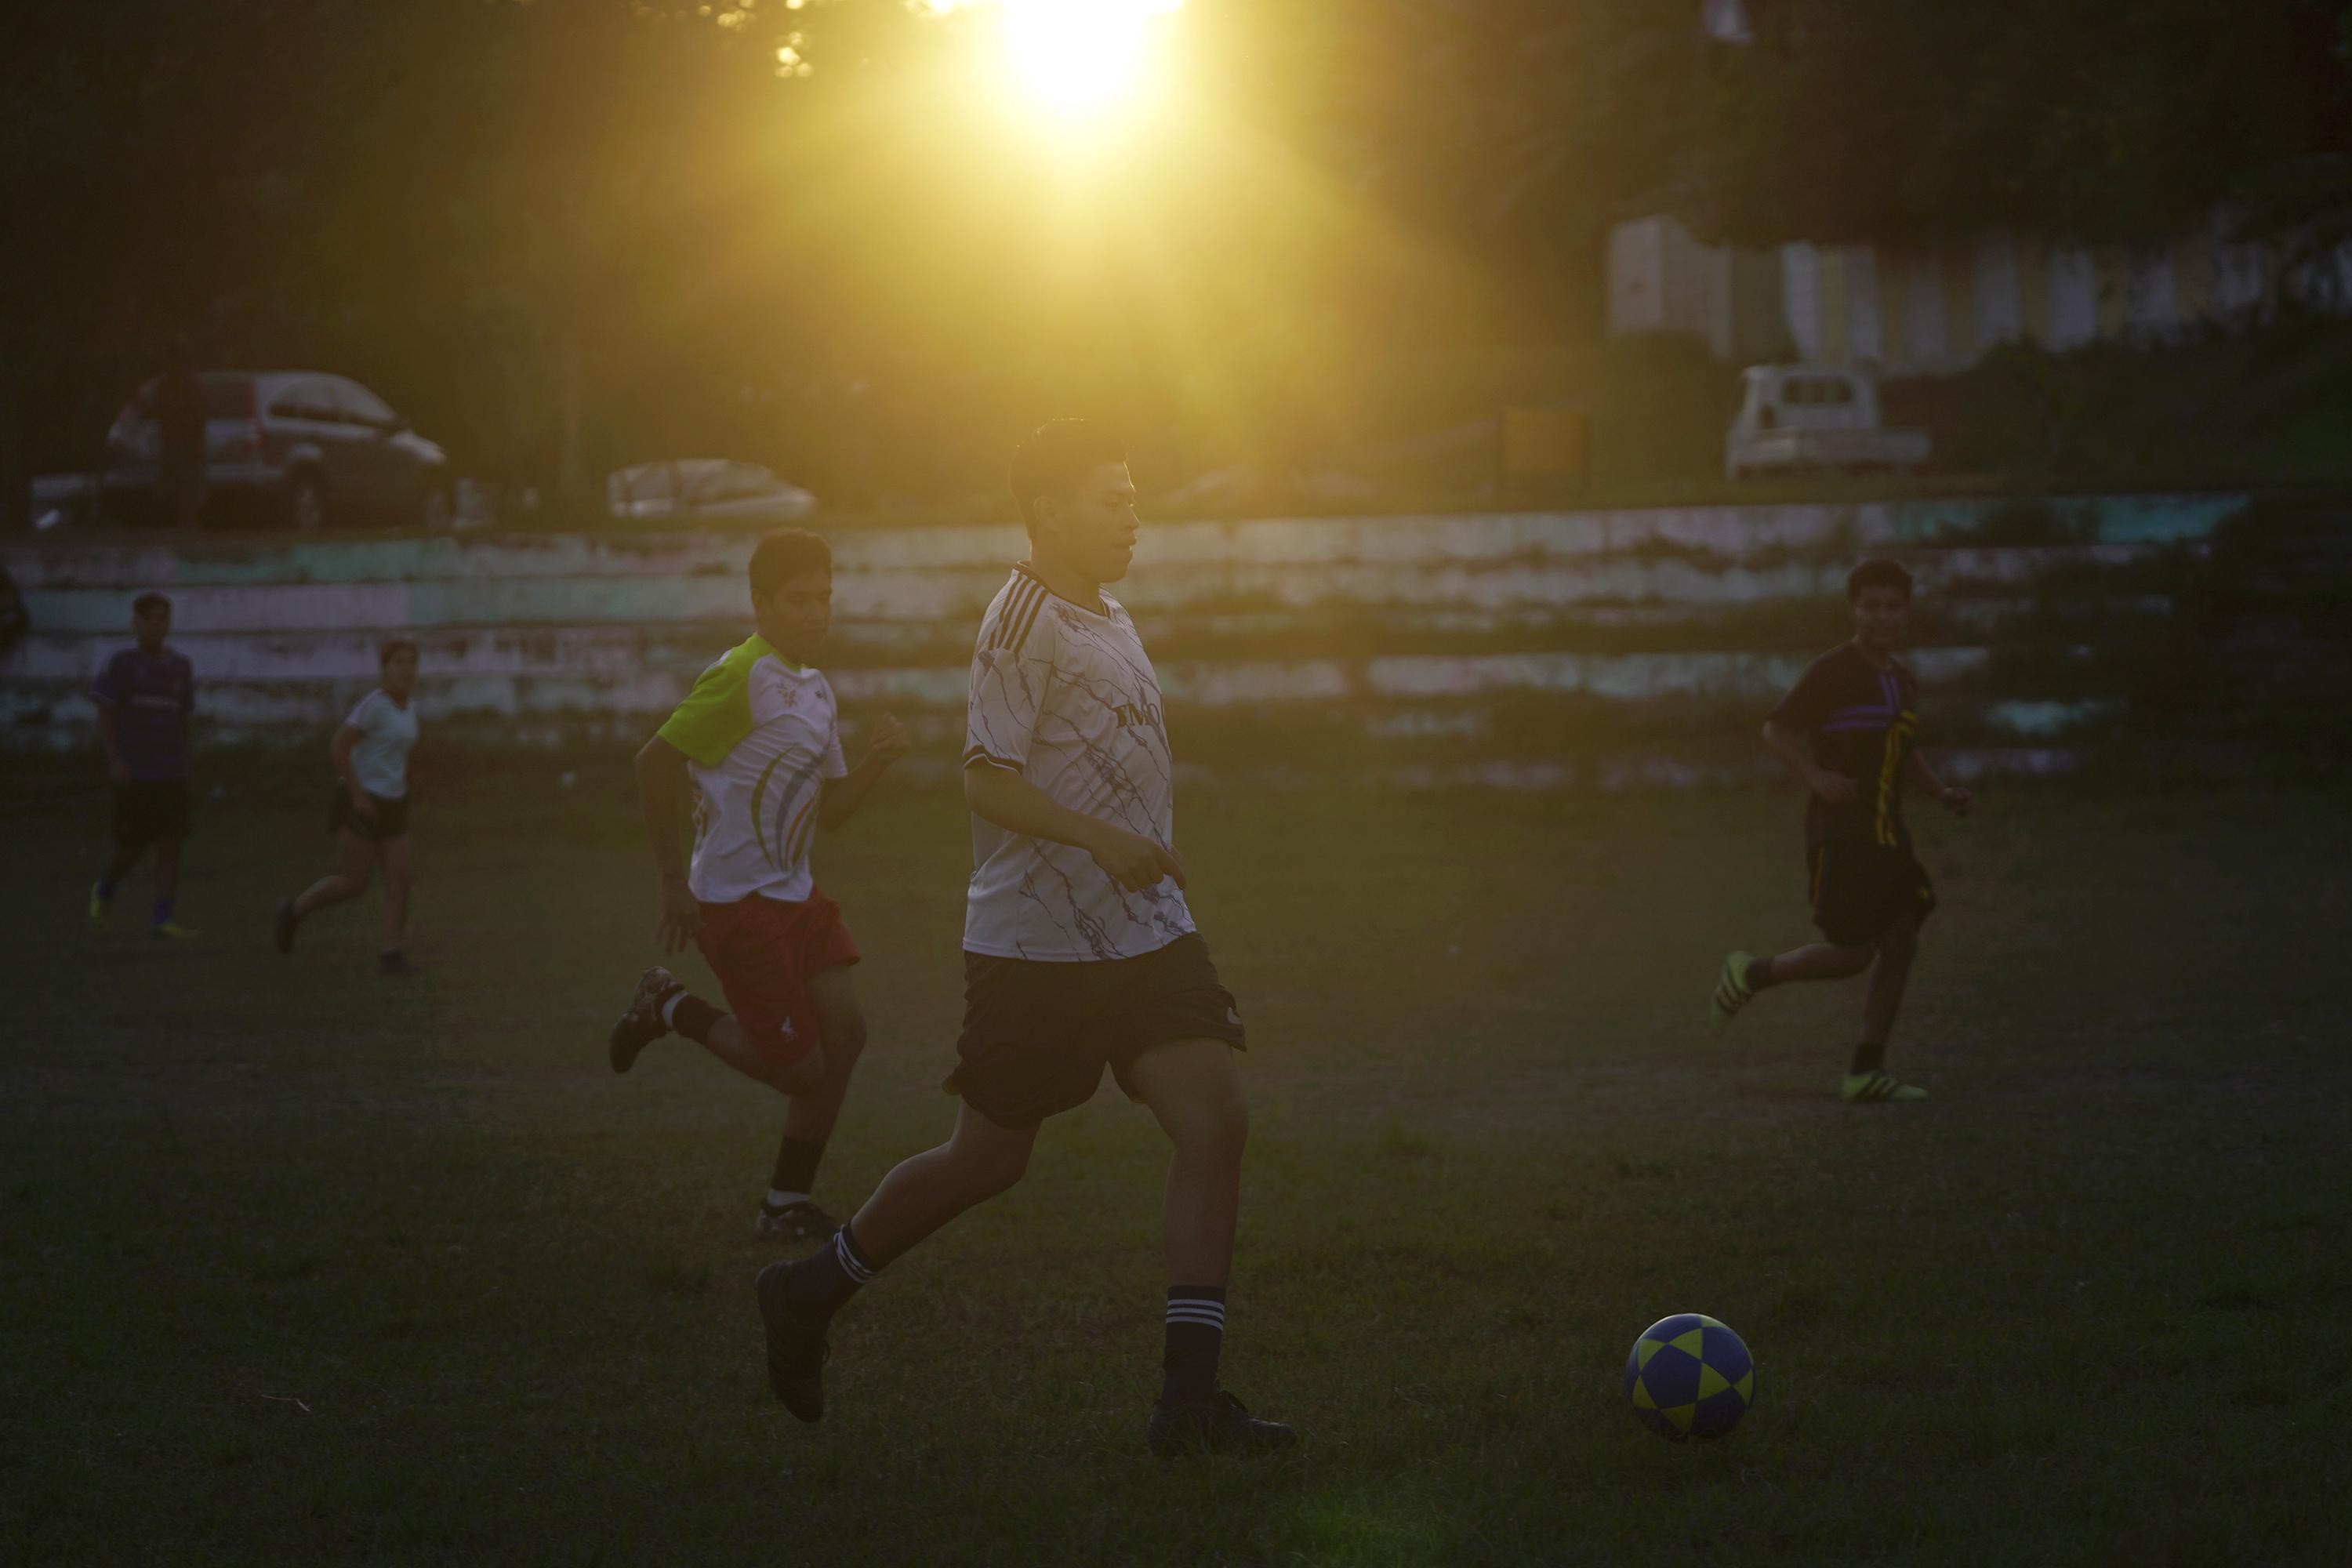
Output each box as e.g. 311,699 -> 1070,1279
784,1221 -> 878,1322
1744,956 -> 1777,992
770,1136 -> 826,1200
1850,1040 -> 1886,1075
1160,1287 -> 1227,1406
669,992 -> 724,1045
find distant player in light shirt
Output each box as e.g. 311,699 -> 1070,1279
606,530 -> 910,1244
752,421 -> 1294,1458
88,591 -> 198,938
274,640 -> 424,975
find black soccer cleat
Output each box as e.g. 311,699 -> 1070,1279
754,1260 -> 830,1422
754,1199 -> 841,1246
274,899 -> 299,954
608,966 -> 676,1075
1146,1390 -> 1298,1458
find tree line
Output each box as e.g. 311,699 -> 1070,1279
4,0 -> 2345,528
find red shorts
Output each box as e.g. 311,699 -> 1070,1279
693,889 -> 861,1069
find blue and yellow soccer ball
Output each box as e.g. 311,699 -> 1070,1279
1625,1313 -> 1754,1443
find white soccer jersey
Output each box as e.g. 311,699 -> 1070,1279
656,635 -> 847,906
963,563 -> 1196,961
343,688 -> 418,800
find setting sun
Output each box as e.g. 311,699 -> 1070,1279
998,0 -> 1183,118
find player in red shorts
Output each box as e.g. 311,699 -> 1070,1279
608,530 -> 909,1242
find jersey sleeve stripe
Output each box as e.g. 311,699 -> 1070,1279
1000,581 -> 1050,654
985,580 -> 1046,652
960,742 -> 1024,771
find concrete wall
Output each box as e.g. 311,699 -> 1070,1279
2,495 -> 2240,784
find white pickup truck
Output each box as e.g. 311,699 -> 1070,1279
1724,365 -> 1931,481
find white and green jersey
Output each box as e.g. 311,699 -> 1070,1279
656,634 -> 846,905
962,564 -> 1195,961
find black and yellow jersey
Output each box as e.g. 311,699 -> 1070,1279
1768,643 -> 1922,851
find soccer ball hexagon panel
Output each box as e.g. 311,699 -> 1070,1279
1625,1312 -> 1754,1443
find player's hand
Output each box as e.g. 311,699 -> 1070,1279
1809,771 -> 1858,807
1085,824 -> 1187,893
107,757 -> 131,786
350,789 -> 379,821
1940,786 -> 1975,818
656,873 -> 702,953
869,713 -> 911,767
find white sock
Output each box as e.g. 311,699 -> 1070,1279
764,1189 -> 809,1211
660,992 -> 684,1029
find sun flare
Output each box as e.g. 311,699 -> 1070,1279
998,0 -> 1183,118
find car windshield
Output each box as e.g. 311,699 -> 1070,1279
198,376 -> 256,417
136,375 -> 256,419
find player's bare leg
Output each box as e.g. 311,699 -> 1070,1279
147,837 -> 194,937
1126,1036 -> 1247,1288
279,829 -> 372,954
1123,1036 -> 1292,1455
291,829 -> 375,920
784,967 -> 869,1148
1713,941 -> 1871,1028
1762,943 -> 1876,985
1858,919 -> 1918,1044
845,1100 -> 1039,1261
90,842 -> 146,927
757,966 -> 873,1242
1845,918 -> 1926,1102
754,1101 -> 1036,1419
376,834 -> 415,970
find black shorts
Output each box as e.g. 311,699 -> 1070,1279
948,933 -> 1247,1130
1809,838 -> 1936,948
330,788 -> 410,843
111,780 -> 191,850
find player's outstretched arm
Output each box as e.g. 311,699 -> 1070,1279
634,735 -> 702,952
1905,748 -> 1973,816
1763,719 -> 1854,806
818,713 -> 909,833
962,760 -> 1185,893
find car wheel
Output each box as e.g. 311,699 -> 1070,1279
287,471 -> 328,532
417,484 -> 453,531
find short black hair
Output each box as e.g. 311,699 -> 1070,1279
1007,420 -> 1127,535
132,591 -> 171,615
748,530 -> 832,604
1846,559 -> 1914,602
379,638 -> 418,666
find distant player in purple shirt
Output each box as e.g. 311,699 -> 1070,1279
1708,560 -> 1975,1102
89,592 -> 199,938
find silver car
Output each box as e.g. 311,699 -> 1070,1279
103,370 -> 453,530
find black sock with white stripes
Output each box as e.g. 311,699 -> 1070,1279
1161,1287 -> 1227,1406
784,1221 -> 880,1322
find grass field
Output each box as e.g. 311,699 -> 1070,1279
5,772 -> 2350,1565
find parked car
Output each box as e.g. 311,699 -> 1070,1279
606,459 -> 815,525
102,371 -> 453,530
1724,365 -> 1930,481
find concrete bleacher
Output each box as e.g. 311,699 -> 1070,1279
0,495 -> 2249,787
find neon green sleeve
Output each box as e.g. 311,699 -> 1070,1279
656,644 -> 758,767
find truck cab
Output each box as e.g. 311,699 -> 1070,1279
1725,365 -> 1930,481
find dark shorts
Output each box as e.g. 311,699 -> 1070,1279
949,933 -> 1247,1131
694,889 -> 861,1070
111,779 -> 191,850
1809,837 -> 1936,948
330,789 -> 410,843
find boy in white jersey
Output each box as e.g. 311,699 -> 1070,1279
606,532 -> 909,1243
274,639 -> 424,975
755,422 -> 1292,1457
